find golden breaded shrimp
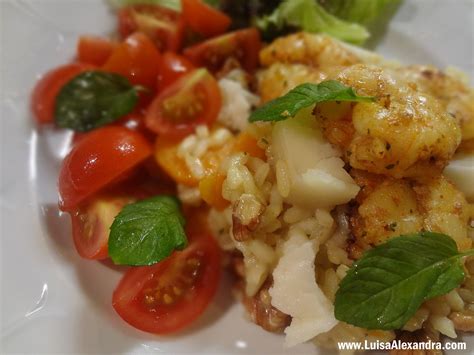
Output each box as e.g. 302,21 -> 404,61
347,172 -> 424,259
259,33 -> 361,68
315,64 -> 462,179
257,63 -> 328,103
398,65 -> 474,144
414,175 -> 473,251
348,172 -> 472,259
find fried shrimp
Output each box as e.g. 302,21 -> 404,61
398,65 -> 474,145
315,64 -> 462,179
257,63 -> 328,103
348,172 -> 472,259
259,33 -> 362,68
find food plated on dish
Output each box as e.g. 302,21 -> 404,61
29,0 -> 474,352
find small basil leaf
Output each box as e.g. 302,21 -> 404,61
248,80 -> 374,123
108,196 -> 187,266
334,232 -> 473,330
55,71 -> 139,132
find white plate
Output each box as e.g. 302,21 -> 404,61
1,0 -> 473,353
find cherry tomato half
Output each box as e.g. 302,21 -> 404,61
31,63 -> 94,124
71,195 -> 133,260
70,172 -> 175,260
77,36 -> 117,66
112,209 -> 221,334
182,0 -> 231,38
145,68 -> 221,138
157,52 -> 195,90
102,32 -> 161,89
118,4 -> 184,52
183,28 -> 261,72
58,126 -> 152,211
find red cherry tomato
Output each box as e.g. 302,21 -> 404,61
112,209 -> 221,334
69,174 -> 175,260
102,32 -> 161,89
157,52 -> 195,90
58,126 -> 152,211
31,63 -> 94,124
77,36 -> 117,66
118,4 -> 184,52
183,28 -> 261,72
145,68 -> 221,138
182,0 -> 231,38
71,195 -> 132,260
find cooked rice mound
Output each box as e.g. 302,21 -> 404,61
184,32 -> 474,352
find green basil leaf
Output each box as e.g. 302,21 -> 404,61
55,71 -> 139,132
334,232 -> 474,330
249,80 -> 374,123
108,196 -> 187,266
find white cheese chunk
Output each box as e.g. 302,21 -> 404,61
269,229 -> 337,347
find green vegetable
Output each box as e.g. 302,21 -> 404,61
108,196 -> 187,266
203,0 -> 220,8
107,0 -> 181,11
55,71 -> 139,132
334,232 -> 474,330
320,0 -> 401,27
248,80 -> 374,123
257,0 -> 369,44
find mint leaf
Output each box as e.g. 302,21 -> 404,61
334,232 -> 474,330
249,80 -> 374,123
108,196 -> 187,266
256,0 -> 370,44
55,71 -> 139,132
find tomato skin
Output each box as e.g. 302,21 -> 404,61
183,28 -> 261,72
145,68 -> 221,138
31,63 -> 95,124
182,0 -> 231,38
58,126 -> 152,212
77,36 -> 117,66
102,32 -> 161,89
157,52 -> 194,90
112,209 -> 221,334
118,4 -> 184,52
71,196 -> 132,260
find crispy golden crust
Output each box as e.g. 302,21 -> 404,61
257,63 -> 328,103
320,65 -> 462,179
398,65 -> 474,143
259,32 -> 361,68
348,173 -> 473,259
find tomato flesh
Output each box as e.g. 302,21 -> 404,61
31,63 -> 94,124
71,196 -> 132,260
112,210 -> 221,334
118,4 -> 184,52
102,32 -> 161,89
145,68 -> 221,138
183,28 -> 261,72
59,126 -> 152,211
182,0 -> 231,38
77,36 -> 116,66
157,52 -> 195,90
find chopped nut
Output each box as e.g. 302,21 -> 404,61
449,310 -> 474,331
236,279 -> 291,333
